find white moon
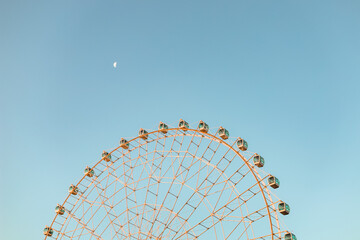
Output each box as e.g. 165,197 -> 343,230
113,61 -> 117,68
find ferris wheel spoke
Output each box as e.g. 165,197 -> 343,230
133,162 -> 167,236
137,136 -> 153,238
206,160 -> 238,211
162,159 -> 233,237
176,201 -> 256,240
230,220 -> 253,240
71,186 -> 117,239
91,182 -> 125,239
145,132 -> 189,238
222,218 -> 246,240
195,140 -> 221,193
172,176 -> 267,240
63,210 -> 103,239
86,178 -> 134,239
90,177 -> 122,213
216,171 -> 257,229
123,150 -> 145,236
134,132 -> 172,237
114,206 -> 190,240
209,188 -> 275,239
121,154 -> 132,237
68,162 -> 129,238
166,146 -> 238,238
63,194 -> 103,239
129,143 -> 153,233
150,132 -> 204,238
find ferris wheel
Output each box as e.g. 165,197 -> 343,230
43,120 -> 296,240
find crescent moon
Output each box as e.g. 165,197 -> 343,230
113,62 -> 117,68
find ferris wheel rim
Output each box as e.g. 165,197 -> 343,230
44,127 -> 277,240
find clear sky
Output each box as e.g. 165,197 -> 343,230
1,0 -> 359,239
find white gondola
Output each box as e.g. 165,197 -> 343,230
102,151 -> 111,162
84,166 -> 94,177
120,138 -> 129,149
198,120 -> 209,133
236,137 -> 248,151
253,154 -> 265,167
68,184 -> 79,195
218,127 -> 229,140
159,122 -> 169,134
179,119 -> 189,130
284,232 -> 297,240
278,202 -> 290,215
139,128 -> 148,140
55,204 -> 65,215
268,175 -> 280,189
43,226 -> 53,236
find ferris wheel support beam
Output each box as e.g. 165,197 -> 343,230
172,173 -> 273,239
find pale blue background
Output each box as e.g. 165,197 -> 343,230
1,0 -> 359,239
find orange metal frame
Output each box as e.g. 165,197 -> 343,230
44,126 -> 285,240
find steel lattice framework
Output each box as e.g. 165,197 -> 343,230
44,122 -> 293,240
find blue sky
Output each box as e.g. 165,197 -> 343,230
1,0 -> 359,239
